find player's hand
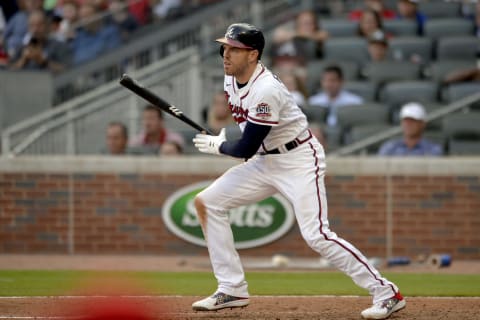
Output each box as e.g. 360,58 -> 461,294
193,128 -> 226,155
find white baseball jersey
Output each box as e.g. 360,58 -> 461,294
224,62 -> 308,151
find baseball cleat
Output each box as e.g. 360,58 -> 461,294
192,292 -> 250,311
361,292 -> 406,319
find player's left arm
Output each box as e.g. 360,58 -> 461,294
219,122 -> 271,158
192,121 -> 270,158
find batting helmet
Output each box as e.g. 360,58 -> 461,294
216,23 -> 265,59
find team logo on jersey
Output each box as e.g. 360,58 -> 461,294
162,181 -> 295,249
255,103 -> 271,119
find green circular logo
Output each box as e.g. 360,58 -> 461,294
162,181 -> 295,249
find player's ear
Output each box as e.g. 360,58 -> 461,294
249,49 -> 259,62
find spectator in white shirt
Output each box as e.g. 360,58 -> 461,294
308,65 -> 363,126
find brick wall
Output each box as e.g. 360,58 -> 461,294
0,157 -> 479,259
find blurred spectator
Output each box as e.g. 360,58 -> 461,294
104,121 -> 129,155
108,0 -> 138,41
308,65 -> 364,127
160,140 -> 183,156
443,66 -> 480,84
277,70 -> 308,108
271,10 -> 328,67
72,3 -> 122,65
357,9 -> 384,38
349,0 -> 396,21
4,0 -> 43,59
130,104 -> 185,153
396,0 -> 426,35
10,10 -> 71,72
378,102 -> 442,156
206,92 -> 235,135
152,0 -> 182,21
128,0 -> 152,25
367,29 -> 389,62
53,0 -> 78,42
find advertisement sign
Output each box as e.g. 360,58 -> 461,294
162,181 -> 295,249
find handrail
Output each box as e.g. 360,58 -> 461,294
329,91 -> 480,157
1,48 -> 198,156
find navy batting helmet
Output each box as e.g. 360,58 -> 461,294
216,23 -> 265,59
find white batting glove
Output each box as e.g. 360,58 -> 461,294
193,128 -> 226,155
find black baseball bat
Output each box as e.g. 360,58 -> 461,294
119,74 -> 212,134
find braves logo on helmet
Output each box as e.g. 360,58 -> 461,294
225,28 -> 235,40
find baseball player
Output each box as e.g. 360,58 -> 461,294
192,23 -> 406,319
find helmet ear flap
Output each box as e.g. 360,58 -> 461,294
219,46 -> 224,57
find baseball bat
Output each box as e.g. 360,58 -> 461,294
119,74 -> 212,135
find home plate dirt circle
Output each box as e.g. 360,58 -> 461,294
0,296 -> 479,320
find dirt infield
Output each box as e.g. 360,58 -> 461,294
0,255 -> 479,319
0,296 -> 479,319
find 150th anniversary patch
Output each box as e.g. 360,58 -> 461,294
255,102 -> 272,119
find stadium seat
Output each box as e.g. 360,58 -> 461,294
424,18 -> 474,39
306,59 -> 360,95
443,112 -> 480,155
419,1 -> 462,18
384,20 -> 418,36
378,81 -> 439,122
321,19 -> 358,37
423,60 -> 477,82
343,81 -> 378,102
302,106 -> 328,124
324,37 -> 369,65
343,123 -> 392,154
442,83 -> 480,104
448,139 -> 480,155
435,36 -> 479,60
362,61 -> 421,85
388,37 -> 433,64
442,112 -> 480,139
337,103 -> 390,143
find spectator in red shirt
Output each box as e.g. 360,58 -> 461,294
129,104 -> 185,153
128,0 -> 151,25
349,0 -> 396,21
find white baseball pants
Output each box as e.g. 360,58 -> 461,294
196,138 -> 398,303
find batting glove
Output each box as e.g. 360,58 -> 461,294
193,128 -> 226,155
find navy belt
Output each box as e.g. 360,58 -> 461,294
260,129 -> 312,155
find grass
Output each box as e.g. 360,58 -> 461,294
0,270 -> 479,297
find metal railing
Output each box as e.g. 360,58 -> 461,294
53,0 -> 308,104
1,48 -> 201,156
329,91 -> 480,157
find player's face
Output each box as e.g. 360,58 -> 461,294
106,125 -> 127,154
401,118 -> 425,139
221,44 -> 254,79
